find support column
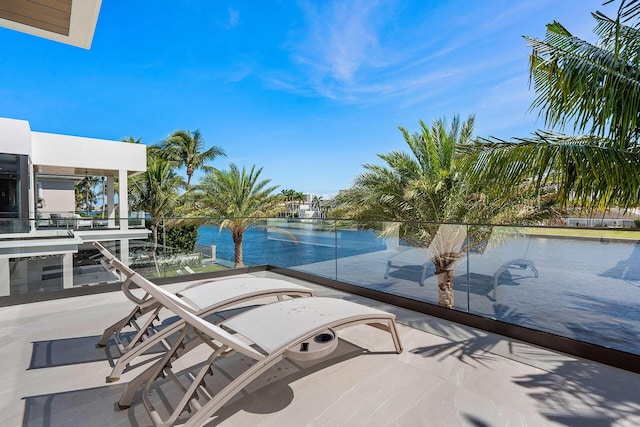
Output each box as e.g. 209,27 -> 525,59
29,163 -> 36,233
107,175 -> 116,228
0,258 -> 10,296
118,169 -> 128,230
120,238 -> 130,266
62,252 -> 74,289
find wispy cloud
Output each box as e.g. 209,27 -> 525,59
258,0 -> 559,107
473,76 -> 540,138
226,8 -> 239,29
301,0 -> 384,82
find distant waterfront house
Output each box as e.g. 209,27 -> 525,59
565,208 -> 640,228
0,116 -> 148,296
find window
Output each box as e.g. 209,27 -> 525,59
0,153 -> 29,233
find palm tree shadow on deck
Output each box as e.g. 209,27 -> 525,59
512,359 -> 640,426
408,311 -> 640,425
409,304 -> 531,367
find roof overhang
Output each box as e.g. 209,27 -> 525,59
0,0 -> 102,49
0,234 -> 83,258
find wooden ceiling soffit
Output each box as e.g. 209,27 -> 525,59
0,0 -> 72,36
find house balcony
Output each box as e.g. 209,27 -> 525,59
0,218 -> 639,425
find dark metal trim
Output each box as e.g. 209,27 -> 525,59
267,266 -> 640,375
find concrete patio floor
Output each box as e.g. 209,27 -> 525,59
1,271 -> 639,426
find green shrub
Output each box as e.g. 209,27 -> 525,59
165,223 -> 198,252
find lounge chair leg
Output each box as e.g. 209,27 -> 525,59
108,319 -> 184,382
383,261 -> 391,279
419,262 -> 428,287
98,313 -> 135,347
183,354 -> 285,427
118,325 -> 193,409
388,320 -> 403,354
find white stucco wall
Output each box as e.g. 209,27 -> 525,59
39,179 -> 75,214
0,117 -> 31,156
31,132 -> 146,174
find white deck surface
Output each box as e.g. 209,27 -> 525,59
1,271 -> 638,426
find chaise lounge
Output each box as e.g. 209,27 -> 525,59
95,242 -> 403,426
94,242 -> 315,382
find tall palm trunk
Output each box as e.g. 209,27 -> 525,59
433,253 -> 461,309
186,165 -> 194,190
435,269 -> 455,309
232,229 -> 243,268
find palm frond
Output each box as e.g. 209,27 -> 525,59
462,131 -> 640,209
605,0 -> 640,25
526,11 -> 640,145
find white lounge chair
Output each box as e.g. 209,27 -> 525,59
96,242 -> 403,427
93,243 -> 315,382
492,258 -> 538,300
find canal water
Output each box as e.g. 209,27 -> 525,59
197,224 -> 386,267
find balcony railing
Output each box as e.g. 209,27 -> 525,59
2,216 -> 639,360
33,212 -> 146,231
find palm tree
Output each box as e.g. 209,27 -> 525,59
130,156 -> 184,274
163,129 -> 226,190
311,195 -> 324,218
466,0 -> 640,210
293,191 -> 306,217
195,164 -> 280,268
335,115 -> 557,308
280,189 -> 296,216
122,136 -> 142,144
75,175 -> 99,213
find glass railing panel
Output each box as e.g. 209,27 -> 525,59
35,212 -> 123,231
3,217 -> 233,295
73,239 -> 121,287
127,218 -> 228,278
195,218 -> 270,269
329,221 -> 469,311
334,220 -> 394,288
0,217 -> 29,233
4,214 -> 640,358
468,225 -> 640,354
264,218 -> 338,279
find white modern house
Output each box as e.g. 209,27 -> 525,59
0,116 -> 148,296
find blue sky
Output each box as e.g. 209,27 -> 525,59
0,0 -> 612,197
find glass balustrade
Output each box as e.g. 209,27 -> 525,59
2,216 -> 639,355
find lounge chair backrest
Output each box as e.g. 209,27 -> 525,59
93,242 -> 265,360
